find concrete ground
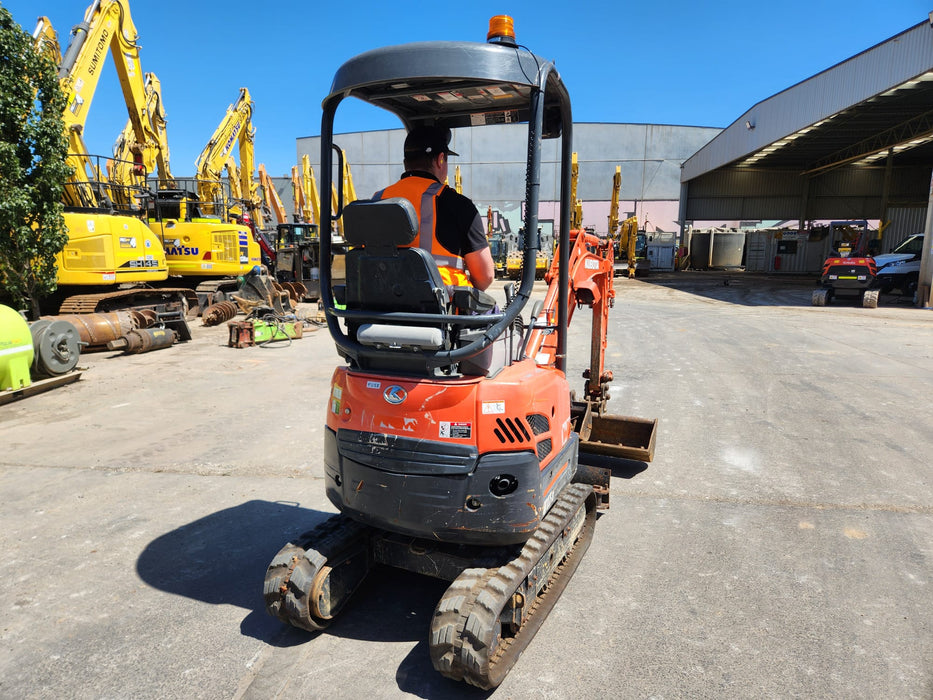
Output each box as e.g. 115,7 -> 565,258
1,272 -> 931,699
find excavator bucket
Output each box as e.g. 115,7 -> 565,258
572,400 -> 658,462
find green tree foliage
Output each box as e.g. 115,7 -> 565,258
0,6 -> 69,319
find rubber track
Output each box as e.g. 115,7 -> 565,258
429,482 -> 596,689
58,287 -> 195,314
263,514 -> 371,633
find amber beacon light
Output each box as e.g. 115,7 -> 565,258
487,15 -> 517,46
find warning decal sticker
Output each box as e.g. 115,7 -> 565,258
439,421 -> 472,439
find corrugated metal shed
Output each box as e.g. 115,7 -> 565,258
680,15 -> 933,237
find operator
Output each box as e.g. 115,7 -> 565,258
374,125 -> 494,291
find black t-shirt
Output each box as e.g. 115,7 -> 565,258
400,171 -> 488,256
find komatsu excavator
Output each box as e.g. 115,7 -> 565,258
263,17 -> 657,689
31,1 -> 191,322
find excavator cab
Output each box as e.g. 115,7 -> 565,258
264,16 -> 657,689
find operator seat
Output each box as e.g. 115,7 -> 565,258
342,198 -> 451,356
341,197 -> 510,378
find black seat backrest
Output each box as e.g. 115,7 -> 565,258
342,198 -> 447,314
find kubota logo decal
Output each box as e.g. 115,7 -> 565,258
383,386 -> 407,405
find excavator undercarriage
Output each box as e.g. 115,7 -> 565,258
265,482 -> 597,689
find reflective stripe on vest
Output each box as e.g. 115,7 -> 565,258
374,177 -> 471,286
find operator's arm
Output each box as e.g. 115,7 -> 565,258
465,248 -> 494,291
461,207 -> 494,290
437,189 -> 494,290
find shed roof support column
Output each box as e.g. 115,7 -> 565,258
880,148 -> 894,225
917,169 -> 933,308
797,176 -> 811,236
678,181 -> 688,251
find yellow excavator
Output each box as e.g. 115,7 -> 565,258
258,164 -> 288,228
290,155 -> 318,225
260,163 -> 320,300
606,166 -> 645,278
31,2 -> 196,322
107,70 -> 265,308
177,88 -> 263,287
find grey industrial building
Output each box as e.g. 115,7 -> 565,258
296,123 -> 720,242
292,13 -> 933,301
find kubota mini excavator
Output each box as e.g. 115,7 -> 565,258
263,16 -> 657,689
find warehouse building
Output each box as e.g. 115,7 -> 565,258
680,12 -> 933,286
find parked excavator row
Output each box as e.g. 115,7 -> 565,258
262,16 -> 657,689
275,152 -> 356,300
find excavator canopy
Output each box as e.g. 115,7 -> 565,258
324,40 -> 568,137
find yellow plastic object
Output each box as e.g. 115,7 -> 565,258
0,305 -> 34,391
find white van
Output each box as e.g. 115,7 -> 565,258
875,233 -> 924,296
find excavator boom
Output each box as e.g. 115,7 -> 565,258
58,0 -> 159,202
259,164 -> 288,226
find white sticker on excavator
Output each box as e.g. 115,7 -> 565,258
585,258 -> 599,269
439,421 -> 471,439
482,401 -> 505,414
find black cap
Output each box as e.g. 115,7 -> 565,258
404,125 -> 459,158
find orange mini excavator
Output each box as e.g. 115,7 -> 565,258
263,16 -> 657,689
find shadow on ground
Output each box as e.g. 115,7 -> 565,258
136,499 -> 502,694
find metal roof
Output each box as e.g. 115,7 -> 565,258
682,16 -> 933,184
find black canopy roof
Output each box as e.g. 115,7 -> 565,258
324,40 -> 567,136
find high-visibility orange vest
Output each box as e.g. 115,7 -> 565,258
374,176 -> 473,287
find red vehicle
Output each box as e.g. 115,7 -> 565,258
812,221 -> 881,307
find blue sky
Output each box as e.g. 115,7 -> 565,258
4,0 -> 929,176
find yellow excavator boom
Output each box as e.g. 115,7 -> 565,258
302,154 -> 320,226
111,71 -> 174,192
58,0 -> 161,204
570,152 -> 583,230
259,164 -> 288,226
607,166 -> 621,239
32,16 -> 61,68
291,166 -> 306,223
195,88 -> 253,216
